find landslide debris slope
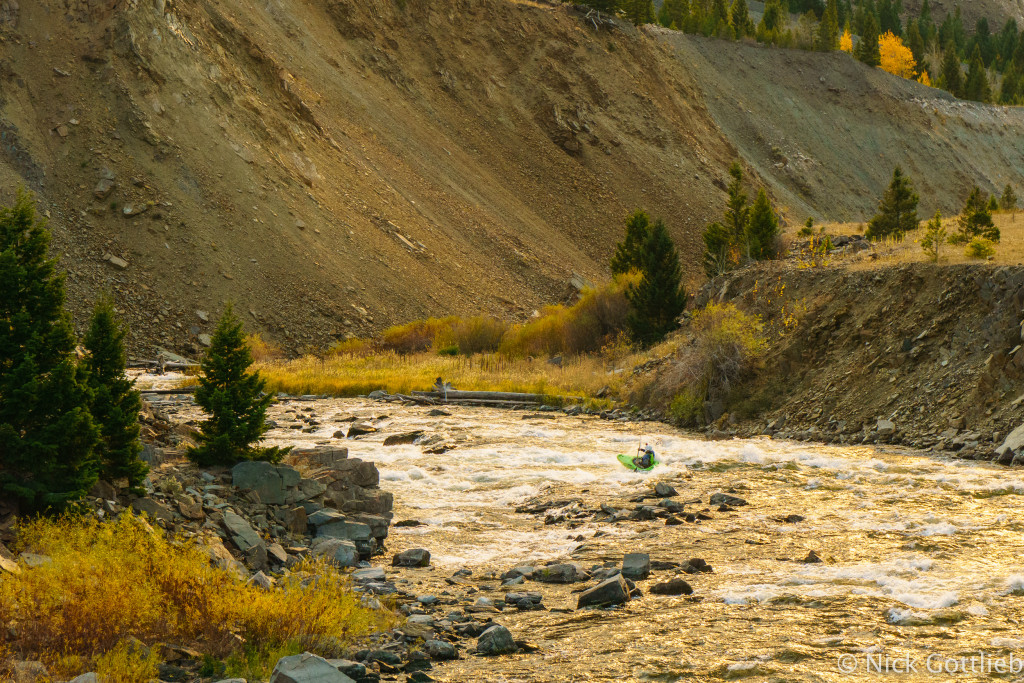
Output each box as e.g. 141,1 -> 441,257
2,0 -> 1024,354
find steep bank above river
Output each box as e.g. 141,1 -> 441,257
642,261 -> 1024,459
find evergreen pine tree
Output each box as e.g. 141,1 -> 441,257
83,297 -> 147,492
1000,184 -> 1018,211
964,45 -> 992,101
702,222 -> 732,277
953,186 -> 1000,242
865,166 -> 920,239
610,210 -> 652,275
659,0 -> 689,28
730,0 -> 755,38
999,66 -> 1019,103
816,0 -> 839,50
920,211 -> 946,262
622,0 -> 655,24
189,305 -> 286,467
0,191 -> 99,512
918,0 -> 935,48
856,13 -> 882,65
907,22 -> 925,73
745,189 -> 780,259
940,41 -> 964,96
626,220 -> 688,346
725,161 -> 750,245
584,0 -> 620,12
996,20 -> 1018,69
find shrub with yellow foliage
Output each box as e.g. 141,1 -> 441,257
840,28 -> 853,52
878,31 -> 916,79
0,514 -> 397,680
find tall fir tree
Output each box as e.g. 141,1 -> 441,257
865,166 -> 920,239
658,0 -> 689,28
189,305 -> 286,467
0,191 -> 99,512
907,22 -> 925,74
856,13 -> 882,65
917,0 -> 935,48
1000,66 -> 1020,103
610,210 -> 652,274
623,0 -> 656,24
725,161 -> 750,245
816,0 -> 839,50
745,189 -> 780,259
83,297 -> 147,492
940,41 -> 964,97
626,220 -> 688,346
1000,184 -> 1018,211
730,0 -> 755,38
955,186 -> 1000,242
964,45 -> 992,101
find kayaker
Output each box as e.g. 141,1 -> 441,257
634,443 -> 655,469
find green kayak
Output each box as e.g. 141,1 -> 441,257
617,453 -> 660,472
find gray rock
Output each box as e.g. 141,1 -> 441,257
649,578 -> 693,595
353,567 -> 386,582
232,461 -> 301,505
383,431 -> 424,446
621,553 -> 651,580
70,674 -> 99,683
325,459 -> 380,488
709,492 -> 747,507
476,624 -> 517,656
876,419 -> 896,436
317,521 -> 371,542
270,652 -> 355,683
324,661 -> 364,680
346,422 -> 377,437
130,497 -> 174,522
424,639 -> 457,660
533,563 -> 584,583
505,591 -> 543,609
347,513 -> 390,540
222,511 -> 264,553
577,575 -> 630,609
293,446 -> 349,467
393,548 -> 431,567
267,543 -> 289,565
93,178 -> 115,200
308,509 -> 347,527
283,506 -> 308,534
997,422 -> 1024,457
312,539 -> 359,568
501,565 -> 535,580
654,482 -> 677,497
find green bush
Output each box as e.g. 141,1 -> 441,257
964,236 -> 996,259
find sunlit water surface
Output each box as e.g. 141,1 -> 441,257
151,387 -> 1024,682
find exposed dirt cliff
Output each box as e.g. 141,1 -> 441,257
2,0 -> 1024,355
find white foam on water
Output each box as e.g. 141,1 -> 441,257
1003,575 -> 1024,594
915,522 -> 959,536
968,604 -> 989,616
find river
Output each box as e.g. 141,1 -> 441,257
151,386 -> 1024,681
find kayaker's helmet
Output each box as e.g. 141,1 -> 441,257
644,445 -> 654,454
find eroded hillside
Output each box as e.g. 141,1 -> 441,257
1,0 -> 1024,354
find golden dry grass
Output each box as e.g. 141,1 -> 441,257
782,211 -> 1024,269
0,514 -> 397,680
257,351 -> 624,404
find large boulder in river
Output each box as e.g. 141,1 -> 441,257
533,563 -> 585,583
393,548 -> 431,567
577,575 -> 630,609
621,553 -> 650,580
476,625 -> 517,656
270,653 -> 354,683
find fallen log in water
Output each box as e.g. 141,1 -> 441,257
410,390 -> 577,404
